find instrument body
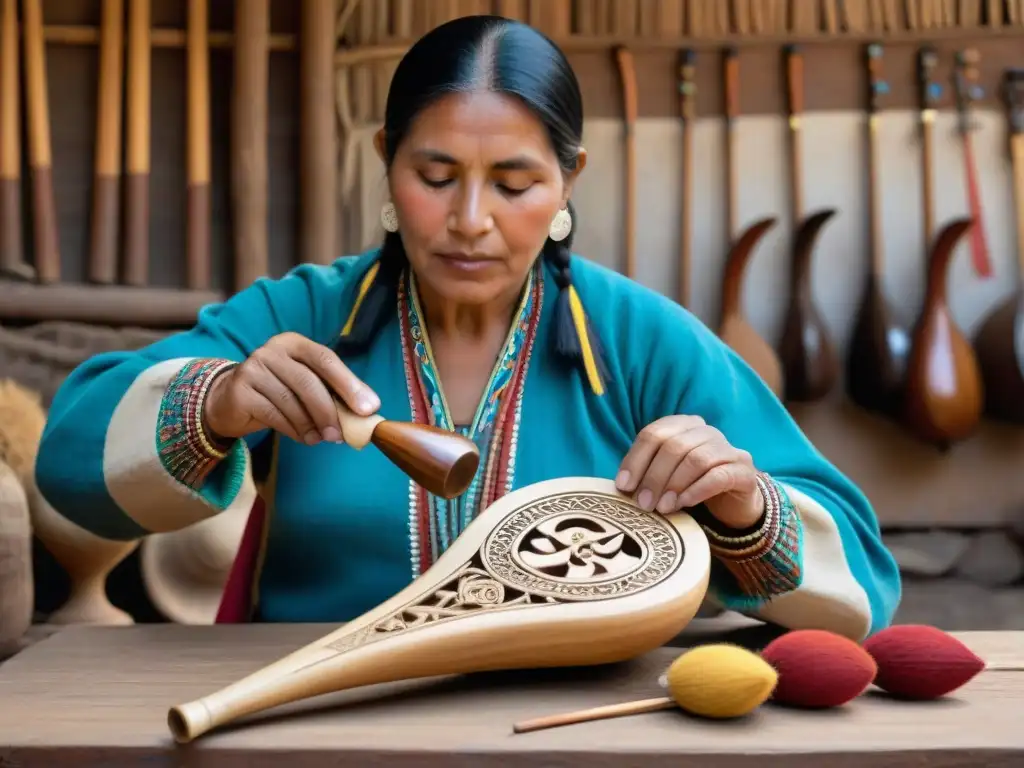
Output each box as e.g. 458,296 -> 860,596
778,209 -> 840,401
972,68 -> 1024,423
719,217 -> 783,395
168,476 -> 711,742
847,43 -> 910,418
902,219 -> 984,449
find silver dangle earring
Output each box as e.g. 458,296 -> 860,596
380,201 -> 399,233
548,207 -> 572,242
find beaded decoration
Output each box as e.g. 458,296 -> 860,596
156,358 -> 238,489
398,264 -> 543,576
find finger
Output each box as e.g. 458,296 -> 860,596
284,334 -> 380,416
638,427 -> 721,513
262,353 -> 342,442
655,437 -> 739,513
238,387 -> 305,444
617,416 -> 703,493
246,359 -> 320,444
676,464 -> 746,509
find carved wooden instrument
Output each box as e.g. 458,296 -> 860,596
88,0 -> 124,286
902,218 -> 984,449
678,48 -> 695,308
916,46 -> 940,259
716,47 -> 783,396
0,0 -> 32,281
122,0 -> 151,287
952,48 -> 992,279
333,398 -> 480,500
21,0 -> 61,283
971,68 -> 1024,424
846,43 -> 911,419
186,0 -> 211,290
614,46 -> 637,279
167,476 -> 711,742
232,0 -> 270,291
777,45 -> 840,403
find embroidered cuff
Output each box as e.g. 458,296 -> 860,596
699,472 -> 803,607
156,358 -> 238,490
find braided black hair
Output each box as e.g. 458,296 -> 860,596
336,15 -> 609,393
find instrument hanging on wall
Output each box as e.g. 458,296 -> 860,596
614,45 -> 637,280
0,0 -> 32,281
846,43 -> 910,419
715,47 -> 783,396
166,476 -> 712,743
952,48 -> 992,280
677,48 -> 695,309
776,45 -> 840,403
902,218 -> 984,450
971,68 -> 1024,424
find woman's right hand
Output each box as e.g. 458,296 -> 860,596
202,332 -> 381,445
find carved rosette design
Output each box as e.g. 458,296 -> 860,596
326,492 -> 684,653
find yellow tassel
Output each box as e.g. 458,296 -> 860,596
340,261 -> 381,336
567,285 -> 605,396
663,644 -> 777,719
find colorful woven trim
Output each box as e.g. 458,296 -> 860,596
700,472 -> 803,601
156,358 -> 238,490
398,264 -> 543,577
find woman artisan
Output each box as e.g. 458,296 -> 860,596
34,16 -> 899,640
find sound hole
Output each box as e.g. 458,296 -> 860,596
516,513 -> 644,582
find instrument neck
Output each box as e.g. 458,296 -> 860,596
920,110 -> 935,256
867,114 -> 883,279
1011,134 -> 1024,282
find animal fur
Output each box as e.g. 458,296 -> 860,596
0,379 -> 47,490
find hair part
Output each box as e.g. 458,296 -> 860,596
336,15 -> 608,395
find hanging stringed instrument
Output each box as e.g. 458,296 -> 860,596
614,45 -> 637,280
902,217 -> 983,449
972,68 -> 1024,424
166,476 -> 712,743
846,43 -> 910,418
776,45 -> 840,402
716,47 -> 782,395
901,49 -> 986,450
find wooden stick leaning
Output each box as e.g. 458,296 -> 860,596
88,0 -> 124,286
167,476 -> 713,743
123,0 -> 151,287
0,0 -> 31,280
186,0 -> 211,291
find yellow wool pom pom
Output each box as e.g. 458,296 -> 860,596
663,643 -> 778,719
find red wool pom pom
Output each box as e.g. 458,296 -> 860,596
863,624 -> 985,700
760,629 -> 877,708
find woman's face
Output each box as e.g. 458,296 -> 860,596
377,91 -> 585,307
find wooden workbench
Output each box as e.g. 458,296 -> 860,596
0,622 -> 1021,767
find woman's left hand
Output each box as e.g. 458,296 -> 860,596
615,415 -> 764,529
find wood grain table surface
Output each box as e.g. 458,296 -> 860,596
0,620 -> 1021,767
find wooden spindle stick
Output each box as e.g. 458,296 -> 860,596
300,0 -> 338,267
88,0 -> 124,285
21,0 -> 61,284
123,0 -> 151,287
186,0 -> 211,290
513,696 -> 676,734
333,398 -> 480,500
0,0 -> 31,280
232,0 -> 269,292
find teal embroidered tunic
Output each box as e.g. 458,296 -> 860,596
35,249 -> 902,640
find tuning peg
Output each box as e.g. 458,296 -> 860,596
928,82 -> 942,101
874,80 -> 890,95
